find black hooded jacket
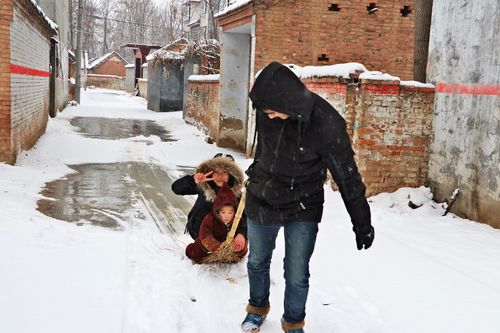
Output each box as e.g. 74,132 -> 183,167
246,62 -> 371,232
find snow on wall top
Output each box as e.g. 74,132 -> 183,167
188,74 -> 220,81
254,63 -> 433,88
256,63 -> 368,79
400,80 -> 435,88
29,0 -> 58,32
297,63 -> 368,79
359,71 -> 400,81
359,71 -> 435,88
214,0 -> 253,18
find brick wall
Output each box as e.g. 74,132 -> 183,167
0,0 -> 13,163
186,72 -> 434,195
184,76 -> 221,143
303,77 -> 434,195
254,0 -> 415,80
91,56 -> 126,77
303,77 -> 357,136
1,0 -> 53,164
351,80 -> 434,195
86,74 -> 125,90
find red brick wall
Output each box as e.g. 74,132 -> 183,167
352,80 -> 435,195
184,77 -> 221,143
86,74 -> 125,90
9,0 -> 52,164
1,0 -> 53,164
254,0 -> 415,80
91,56 -> 126,77
0,0 -> 13,163
186,73 -> 434,195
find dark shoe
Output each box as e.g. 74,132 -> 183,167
241,312 -> 266,332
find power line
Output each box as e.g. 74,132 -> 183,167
88,14 -> 165,29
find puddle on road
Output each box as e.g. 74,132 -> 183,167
37,162 -> 193,231
38,163 -> 134,229
70,117 -> 176,142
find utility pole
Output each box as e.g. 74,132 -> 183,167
75,0 -> 85,103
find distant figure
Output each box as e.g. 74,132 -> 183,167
241,62 -> 375,333
185,184 -> 247,263
171,153 -> 244,240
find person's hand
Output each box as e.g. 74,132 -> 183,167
193,171 -> 214,184
232,233 -> 246,252
353,225 -> 374,250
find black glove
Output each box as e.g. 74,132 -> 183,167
353,225 -> 374,250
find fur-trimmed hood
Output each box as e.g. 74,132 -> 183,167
195,156 -> 244,202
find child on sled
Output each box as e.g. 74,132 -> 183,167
185,183 -> 247,263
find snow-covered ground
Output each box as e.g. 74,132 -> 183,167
1,89 -> 499,333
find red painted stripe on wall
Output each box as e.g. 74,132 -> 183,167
10,64 -> 49,77
436,83 -> 500,96
305,82 -> 347,94
363,84 -> 399,95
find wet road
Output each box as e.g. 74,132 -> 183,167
70,117 -> 176,142
37,113 -> 193,237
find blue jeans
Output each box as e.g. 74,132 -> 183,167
247,218 -> 318,323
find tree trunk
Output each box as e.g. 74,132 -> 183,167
413,0 -> 433,82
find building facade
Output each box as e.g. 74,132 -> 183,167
426,0 -> 500,227
0,0 -> 58,164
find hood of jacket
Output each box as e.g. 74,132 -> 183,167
211,183 -> 238,221
249,62 -> 315,124
195,156 -> 244,202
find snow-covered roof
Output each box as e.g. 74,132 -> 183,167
88,51 -> 128,69
29,0 -> 58,32
214,0 -> 253,18
125,64 -> 135,68
146,38 -> 191,62
146,49 -> 185,62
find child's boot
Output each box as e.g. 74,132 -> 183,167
241,304 -> 270,332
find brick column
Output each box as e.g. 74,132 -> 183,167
0,0 -> 13,163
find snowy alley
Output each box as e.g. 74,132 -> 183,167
1,89 -> 500,333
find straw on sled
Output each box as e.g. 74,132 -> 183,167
199,190 -> 247,264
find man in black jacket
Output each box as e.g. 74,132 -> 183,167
241,62 -> 374,333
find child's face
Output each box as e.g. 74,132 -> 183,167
219,205 -> 235,224
213,169 -> 230,187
